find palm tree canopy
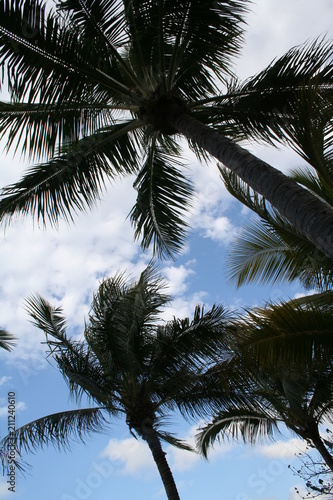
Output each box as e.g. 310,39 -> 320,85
196,311 -> 333,459
1,264 -> 238,456
197,365 -> 333,458
1,0 -> 333,257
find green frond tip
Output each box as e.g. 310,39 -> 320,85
157,431 -> 195,452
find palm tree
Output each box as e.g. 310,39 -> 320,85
197,366 -> 333,473
0,264 -> 238,500
221,85 -> 333,290
1,0 -> 333,259
196,307 -> 333,473
217,89 -> 333,368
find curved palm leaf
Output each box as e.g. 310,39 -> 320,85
197,408 -> 278,458
130,138 -> 194,258
0,100 -> 120,159
0,121 -> 142,225
232,294 -> 333,371
194,37 -> 333,146
197,331 -> 333,463
156,430 -> 194,452
0,407 -> 107,455
221,168 -> 333,290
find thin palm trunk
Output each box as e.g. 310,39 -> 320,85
173,112 -> 333,261
143,428 -> 180,500
309,427 -> 333,473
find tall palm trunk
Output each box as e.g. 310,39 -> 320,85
141,427 -> 180,500
173,112 -> 333,261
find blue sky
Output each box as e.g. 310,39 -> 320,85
0,1 -> 332,499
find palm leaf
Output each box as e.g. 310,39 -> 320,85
234,296 -> 333,370
197,408 -> 278,458
157,430 -> 194,452
220,167 -> 333,290
85,263 -> 170,375
0,100 -> 121,160
26,293 -> 74,350
290,166 -> 333,206
166,0 -> 247,98
0,407 -> 107,455
0,121 -> 142,225
0,0 -> 132,103
130,136 -> 194,258
0,329 -> 15,351
193,37 -> 333,147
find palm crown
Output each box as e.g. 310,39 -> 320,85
1,264 -> 241,498
1,0 -> 333,258
197,308 -> 333,473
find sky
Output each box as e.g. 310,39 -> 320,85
0,1 -> 332,499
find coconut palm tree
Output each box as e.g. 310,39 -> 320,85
196,305 -> 333,473
221,86 -> 333,290
0,264 -> 239,500
217,90 -> 333,368
197,365 -> 333,472
1,0 -> 333,259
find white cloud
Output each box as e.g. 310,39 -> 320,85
101,437 -> 156,477
0,401 -> 26,418
0,479 -> 11,498
161,263 -> 195,297
237,0 -> 333,81
0,377 -> 11,387
200,214 -> 235,243
256,438 -> 308,460
101,423 -> 203,478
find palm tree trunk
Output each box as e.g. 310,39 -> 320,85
309,428 -> 333,473
143,428 -> 180,500
173,112 -> 333,261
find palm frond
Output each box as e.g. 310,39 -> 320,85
0,121 -> 142,226
0,0 -> 130,104
235,296 -> 333,370
201,37 -> 333,146
57,0 -> 128,48
167,0 -> 247,98
196,409 -> 278,458
26,293 -> 124,408
57,0 -> 149,95
164,304 -> 230,364
85,263 -> 170,374
220,167 -> 333,290
0,329 -> 15,351
25,293 -> 74,350
0,100 -> 122,160
130,137 -> 194,258
0,407 -> 107,455
290,163 -> 333,208
157,430 -> 194,452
